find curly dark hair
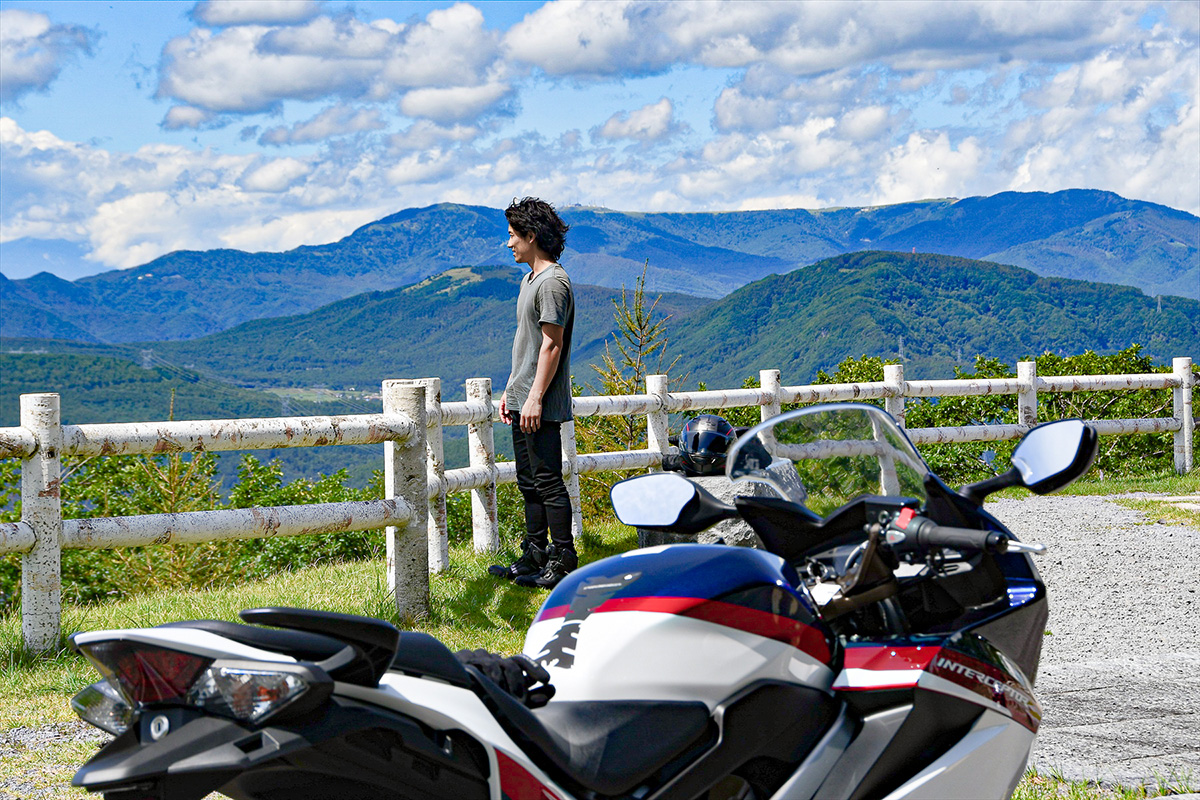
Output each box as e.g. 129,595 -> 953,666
505,197 -> 570,261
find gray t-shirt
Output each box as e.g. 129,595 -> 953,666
505,264 -> 574,422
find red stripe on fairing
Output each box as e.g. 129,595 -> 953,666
537,604 -> 570,621
535,596 -> 832,665
843,645 -> 941,672
497,750 -> 564,800
834,645 -> 942,691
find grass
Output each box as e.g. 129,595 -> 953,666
2,473 -> 1196,798
1061,469 -> 1198,497
0,519 -> 638,797
1015,768 -> 1196,799
987,468 -> 1200,528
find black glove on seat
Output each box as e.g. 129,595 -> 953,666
454,648 -> 556,708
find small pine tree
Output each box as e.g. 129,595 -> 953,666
574,261 -> 685,512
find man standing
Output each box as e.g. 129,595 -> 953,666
488,197 -> 576,589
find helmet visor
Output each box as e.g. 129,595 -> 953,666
688,430 -> 732,455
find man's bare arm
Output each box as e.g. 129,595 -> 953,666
519,322 -> 564,433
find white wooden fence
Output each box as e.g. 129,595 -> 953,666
0,358 -> 1194,653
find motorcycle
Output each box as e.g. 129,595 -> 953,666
69,403 -> 1097,800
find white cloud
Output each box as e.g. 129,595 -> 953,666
388,121 -> 481,151
874,132 -> 986,204
377,4 -> 500,89
3,1 -> 1199,280
239,157 -> 311,192
156,25 -> 379,114
399,83 -> 513,123
504,0 -> 663,76
595,98 -> 677,142
217,205 -> 392,253
1002,37 -> 1200,212
157,3 -> 500,118
0,9 -> 97,104
713,87 -> 780,132
505,0 -> 1145,77
260,14 -> 400,59
191,0 -> 323,27
837,106 -> 892,142
162,105 -> 216,130
260,104 -> 385,145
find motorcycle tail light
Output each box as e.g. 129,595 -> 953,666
78,641 -> 212,704
71,679 -> 133,736
186,666 -> 308,722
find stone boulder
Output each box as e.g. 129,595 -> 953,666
636,473 -> 769,550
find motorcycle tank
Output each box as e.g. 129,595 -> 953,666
523,545 -> 836,706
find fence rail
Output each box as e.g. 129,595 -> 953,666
0,358 -> 1194,653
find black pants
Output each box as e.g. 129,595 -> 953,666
511,421 -> 574,551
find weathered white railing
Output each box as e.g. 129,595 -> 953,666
0,358 -> 1194,653
0,381 -> 431,652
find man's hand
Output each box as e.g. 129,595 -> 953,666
499,391 -> 511,424
520,395 -> 543,433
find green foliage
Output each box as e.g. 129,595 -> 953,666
805,347 -> 1195,488
0,353 -> 283,427
573,263 -> 687,517
1,337 -> 1193,613
225,455 -> 384,580
669,251 -> 1198,388
444,480 -> 542,550
0,451 -> 385,612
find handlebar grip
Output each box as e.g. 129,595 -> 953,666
908,517 -> 1007,553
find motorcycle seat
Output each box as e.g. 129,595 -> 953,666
388,631 -> 474,688
467,665 -> 712,796
157,619 -> 346,662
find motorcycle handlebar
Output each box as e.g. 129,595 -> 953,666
892,516 -> 1046,555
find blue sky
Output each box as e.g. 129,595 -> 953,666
1,0 -> 1197,279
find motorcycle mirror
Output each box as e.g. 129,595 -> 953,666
610,472 -> 697,528
1010,419 -> 1098,494
958,419 -> 1098,504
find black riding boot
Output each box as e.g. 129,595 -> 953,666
488,536 -> 548,581
515,544 -> 577,589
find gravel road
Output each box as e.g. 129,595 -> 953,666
3,492 -> 1197,798
987,493 -> 1200,787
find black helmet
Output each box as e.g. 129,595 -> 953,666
678,414 -> 736,476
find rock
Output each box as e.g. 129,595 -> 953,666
637,473 -> 768,549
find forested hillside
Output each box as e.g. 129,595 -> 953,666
666,251 -> 1199,386
4,252 -> 1194,484
0,353 -> 284,426
146,265 -> 712,398
3,190 -> 1194,344
6,254 -> 1193,412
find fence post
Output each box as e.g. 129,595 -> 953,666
646,374 -> 670,469
562,420 -> 583,541
382,381 -> 428,621
1173,357 -> 1194,474
760,369 -> 782,422
884,364 -> 906,427
466,378 -> 499,552
1017,361 -> 1038,429
417,378 -> 448,574
20,393 -> 63,653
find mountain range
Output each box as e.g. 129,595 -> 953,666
6,253 -> 1195,407
5,249 -> 1194,482
2,189 -> 1196,345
